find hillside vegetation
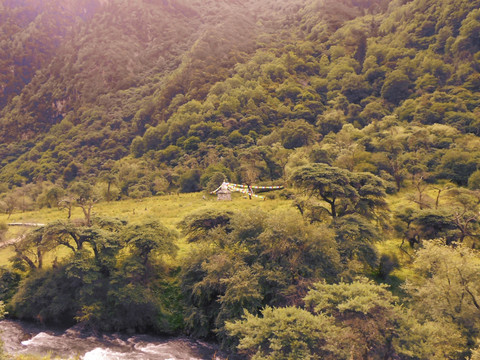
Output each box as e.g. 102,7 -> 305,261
1,0 -> 480,359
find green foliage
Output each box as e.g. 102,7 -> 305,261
394,185 -> 480,247
404,241 -> 480,346
280,120 -> 317,149
0,267 -> 21,302
180,208 -> 341,345
468,170 -> 480,190
8,217 -> 181,334
454,9 -> 480,53
437,149 -> 479,186
228,278 -> 469,360
381,70 -> 412,105
0,300 -> 5,360
341,73 -> 372,103
333,215 -> 380,276
2,0 -> 480,356
226,306 -> 342,360
291,163 -> 388,220
472,345 -> 480,360
130,136 -> 145,158
180,209 -> 234,243
305,278 -> 466,359
178,170 -> 201,193
121,220 -> 178,269
10,267 -> 79,324
0,300 -> 5,319
305,279 -> 397,315
0,0 -> 479,207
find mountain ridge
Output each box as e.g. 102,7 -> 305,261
0,0 -> 479,198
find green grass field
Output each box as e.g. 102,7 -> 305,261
0,189 -> 422,284
0,192 -> 292,267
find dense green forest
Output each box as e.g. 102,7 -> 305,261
1,0 -> 480,358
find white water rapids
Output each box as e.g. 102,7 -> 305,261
0,320 -> 227,359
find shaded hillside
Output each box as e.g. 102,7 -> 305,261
0,0 -> 299,185
0,0 -> 479,196
119,0 -> 480,194
0,0 -> 100,109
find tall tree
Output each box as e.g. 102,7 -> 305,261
404,241 -> 480,348
291,164 -> 388,220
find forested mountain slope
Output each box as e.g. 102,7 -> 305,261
0,0 -> 479,198
0,0 -> 295,182
2,1 -> 480,358
0,0 -> 100,109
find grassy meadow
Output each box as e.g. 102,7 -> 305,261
0,192 -> 292,267
0,186 -> 438,283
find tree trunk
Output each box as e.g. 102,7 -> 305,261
331,199 -> 337,218
15,249 -> 36,269
37,248 -> 43,269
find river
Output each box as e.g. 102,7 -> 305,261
0,320 -> 228,359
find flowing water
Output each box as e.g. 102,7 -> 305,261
0,320 -> 227,359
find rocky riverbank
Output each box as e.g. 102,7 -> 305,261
0,320 -> 227,359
